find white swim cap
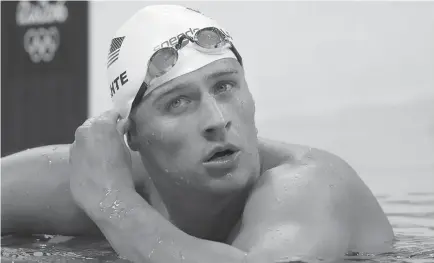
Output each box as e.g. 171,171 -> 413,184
107,5 -> 238,118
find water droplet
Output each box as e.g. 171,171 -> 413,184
179,251 -> 185,260
33,252 -> 43,257
276,197 -> 282,203
227,173 -> 232,177
329,184 -> 335,188
164,169 -> 169,173
283,184 -> 288,191
148,249 -> 155,258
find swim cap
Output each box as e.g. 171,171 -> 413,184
107,5 -> 238,118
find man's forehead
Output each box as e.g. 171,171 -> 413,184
170,58 -> 240,83
151,58 -> 242,95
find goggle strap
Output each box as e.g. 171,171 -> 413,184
230,45 -> 243,67
131,82 -> 148,111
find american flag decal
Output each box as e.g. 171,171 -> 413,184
107,36 -> 125,68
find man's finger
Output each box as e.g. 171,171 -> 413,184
99,109 -> 122,123
116,118 -> 131,135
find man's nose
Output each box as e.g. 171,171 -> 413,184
201,98 -> 232,141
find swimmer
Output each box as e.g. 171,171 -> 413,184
1,5 -> 394,263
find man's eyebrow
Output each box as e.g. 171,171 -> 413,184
152,83 -> 190,104
151,68 -> 239,104
205,68 -> 239,80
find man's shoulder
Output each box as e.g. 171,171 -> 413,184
257,137 -> 349,185
258,137 -> 349,171
253,138 -> 394,252
254,138 -> 373,231
237,140 -> 394,255
257,137 -> 362,200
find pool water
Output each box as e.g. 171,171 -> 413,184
1,175 -> 433,263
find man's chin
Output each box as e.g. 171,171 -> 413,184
205,170 -> 255,195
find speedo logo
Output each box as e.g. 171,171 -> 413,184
153,28 -> 233,51
153,28 -> 199,51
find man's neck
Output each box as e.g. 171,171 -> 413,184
153,179 -> 250,242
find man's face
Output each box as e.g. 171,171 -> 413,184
130,58 -> 260,194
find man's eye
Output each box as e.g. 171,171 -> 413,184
214,82 -> 235,94
168,97 -> 189,110
171,98 -> 182,108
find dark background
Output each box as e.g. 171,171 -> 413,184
1,1 -> 89,157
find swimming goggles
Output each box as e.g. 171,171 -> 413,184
130,27 -> 243,112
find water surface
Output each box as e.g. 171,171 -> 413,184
1,173 -> 433,263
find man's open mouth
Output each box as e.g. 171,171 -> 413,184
206,149 -> 236,162
203,144 -> 241,170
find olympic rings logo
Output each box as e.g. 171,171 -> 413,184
23,27 -> 60,63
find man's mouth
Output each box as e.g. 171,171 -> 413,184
206,149 -> 236,162
203,144 -> 241,170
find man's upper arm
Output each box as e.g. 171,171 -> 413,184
1,145 -> 149,235
232,148 -> 393,260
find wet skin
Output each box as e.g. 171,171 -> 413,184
1,59 -> 394,262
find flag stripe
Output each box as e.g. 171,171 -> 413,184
107,55 -> 119,65
107,57 -> 119,68
108,49 -> 120,60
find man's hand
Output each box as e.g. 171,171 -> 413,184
69,110 -> 135,210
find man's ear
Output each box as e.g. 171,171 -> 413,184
126,120 -> 140,151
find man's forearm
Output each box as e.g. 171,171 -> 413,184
83,186 -> 251,263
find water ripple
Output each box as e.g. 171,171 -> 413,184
2,192 -> 434,263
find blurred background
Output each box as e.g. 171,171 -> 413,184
2,0 -> 88,157
1,0 -> 434,238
